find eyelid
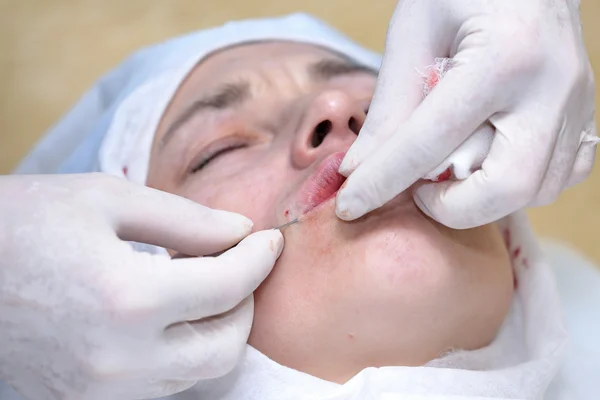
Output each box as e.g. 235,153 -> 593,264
189,135 -> 253,174
192,145 -> 245,173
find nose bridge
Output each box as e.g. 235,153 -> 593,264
291,89 -> 365,168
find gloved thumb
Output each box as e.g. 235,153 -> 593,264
101,178 -> 253,256
338,1 -> 446,176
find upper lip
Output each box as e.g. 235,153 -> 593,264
298,152 -> 347,214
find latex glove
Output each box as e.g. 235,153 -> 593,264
0,174 -> 283,400
336,0 -> 598,229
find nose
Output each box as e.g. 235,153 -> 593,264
292,90 -> 366,168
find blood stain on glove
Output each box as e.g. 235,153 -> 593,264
432,168 -> 452,182
425,70 -> 439,91
420,57 -> 453,97
420,59 -> 458,182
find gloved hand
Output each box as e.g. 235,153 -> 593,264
336,0 -> 598,229
0,173 -> 283,400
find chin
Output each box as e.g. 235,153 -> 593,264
249,197 -> 514,382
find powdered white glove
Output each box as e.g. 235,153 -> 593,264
336,0 -> 598,229
0,174 -> 283,400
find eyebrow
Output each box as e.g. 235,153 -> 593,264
308,58 -> 378,81
160,80 -> 251,148
160,57 -> 377,149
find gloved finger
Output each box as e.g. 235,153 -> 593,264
336,61 -> 495,221
421,122 -> 495,181
160,296 -> 254,381
101,177 -> 253,256
529,123 -> 578,207
153,230 -> 283,322
338,1 -> 444,176
413,120 -> 554,229
566,121 -> 599,188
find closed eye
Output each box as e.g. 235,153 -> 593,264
191,144 -> 248,173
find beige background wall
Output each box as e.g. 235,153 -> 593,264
1,1 -> 599,264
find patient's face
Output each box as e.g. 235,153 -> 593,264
147,42 -> 513,383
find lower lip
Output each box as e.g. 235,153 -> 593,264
307,186 -> 341,214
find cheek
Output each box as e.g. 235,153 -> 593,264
358,228 -> 456,300
363,230 -> 510,305
180,174 -> 284,231
351,219 -> 510,294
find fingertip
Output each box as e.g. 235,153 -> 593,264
238,229 -> 284,258
212,210 -> 253,235
339,134 -> 374,177
338,158 -> 356,177
334,203 -> 354,221
335,186 -> 369,221
271,229 -> 284,258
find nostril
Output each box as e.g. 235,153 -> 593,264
311,120 -> 332,148
348,117 -> 360,136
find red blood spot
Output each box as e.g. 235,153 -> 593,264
284,209 -> 290,218
433,167 -> 452,182
122,166 -> 128,176
426,70 -> 439,89
512,247 -> 521,259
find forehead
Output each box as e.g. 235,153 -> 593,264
176,42 -> 348,101
192,41 -> 343,80
157,41 -> 356,137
